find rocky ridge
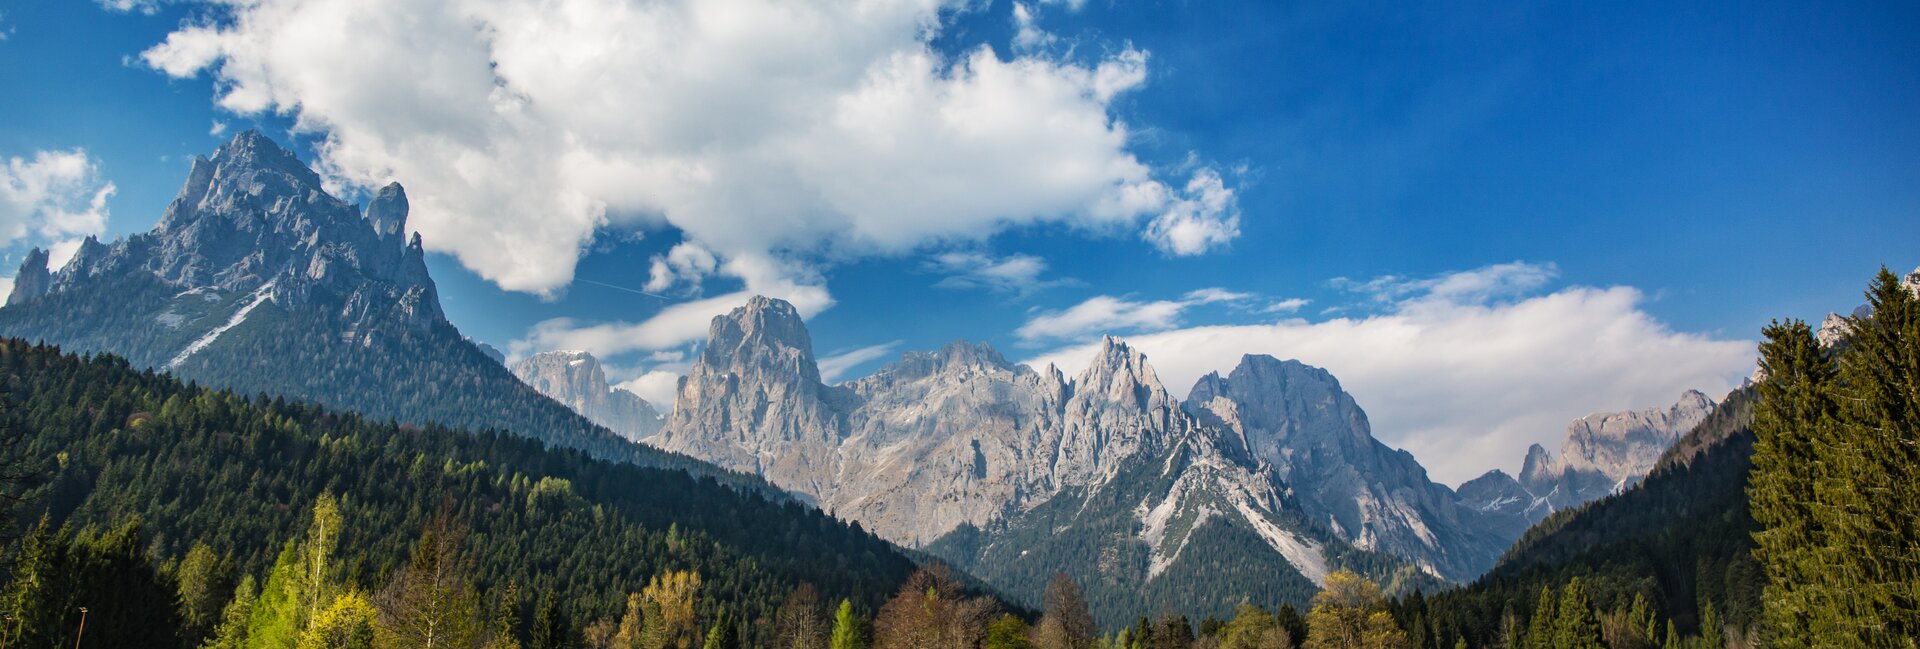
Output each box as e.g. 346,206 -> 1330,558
1460,391 -> 1716,528
511,350 -> 663,442
654,296 -> 1517,593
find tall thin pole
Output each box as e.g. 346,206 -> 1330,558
72,607 -> 87,649
1,614 -> 12,649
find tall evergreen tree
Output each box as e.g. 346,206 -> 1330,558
201,575 -> 257,649
1524,586 -> 1555,649
1550,579 -> 1603,649
1829,268 -> 1920,641
701,608 -> 739,649
530,590 -> 571,649
1750,317 -> 1842,647
829,599 -> 865,649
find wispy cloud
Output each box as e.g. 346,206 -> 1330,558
1016,287 -> 1257,343
818,340 -> 904,383
928,251 -> 1074,296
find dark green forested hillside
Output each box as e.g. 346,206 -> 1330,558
0,338 -> 915,647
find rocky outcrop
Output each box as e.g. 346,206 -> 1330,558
1466,391 -> 1715,527
1182,355 -> 1514,580
5,248 -> 51,306
511,350 -> 663,443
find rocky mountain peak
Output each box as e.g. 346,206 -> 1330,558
700,296 -> 818,381
510,350 -> 662,443
1506,390 -> 1717,517
367,182 -> 409,241
1519,443 -> 1554,484
1075,336 -> 1173,411
5,248 -> 51,306
1180,353 -> 1510,580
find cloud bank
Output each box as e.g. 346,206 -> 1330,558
139,0 -> 1239,299
1024,263 -> 1757,485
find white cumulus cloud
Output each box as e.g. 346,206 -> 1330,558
139,0 -> 1239,299
0,149 -> 115,274
1025,262 -> 1756,485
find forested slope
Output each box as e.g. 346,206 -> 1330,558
0,339 -> 917,646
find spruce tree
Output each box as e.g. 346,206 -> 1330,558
1830,268 -> 1920,641
1525,586 -> 1555,649
1749,318 -> 1842,647
1551,579 -> 1603,649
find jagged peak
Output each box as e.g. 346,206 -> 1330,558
368,182 -> 410,239
699,295 -> 817,373
211,128 -> 326,188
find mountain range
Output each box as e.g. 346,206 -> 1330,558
0,130 -> 1743,628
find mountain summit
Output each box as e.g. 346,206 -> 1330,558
0,131 -> 727,476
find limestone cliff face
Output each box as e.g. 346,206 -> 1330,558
511,350 -> 663,443
1463,391 -> 1716,528
653,305 -> 1196,546
1183,355 -> 1513,580
654,296 -> 850,497
656,297 -> 1464,600
654,302 -> 1369,614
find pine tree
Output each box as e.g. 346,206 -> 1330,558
1696,600 -> 1721,649
492,581 -> 524,649
1829,268 -> 1920,641
248,540 -> 308,649
201,576 -> 257,649
1,515 -> 76,648
530,590 -> 571,649
1749,318 -> 1843,647
1551,578 -> 1603,649
829,599 -> 865,649
701,608 -> 739,649
177,541 -> 231,641
1524,586 -> 1555,649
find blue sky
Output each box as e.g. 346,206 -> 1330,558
2,0 -> 1915,483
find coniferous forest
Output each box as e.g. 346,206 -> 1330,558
0,270 -> 1915,648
